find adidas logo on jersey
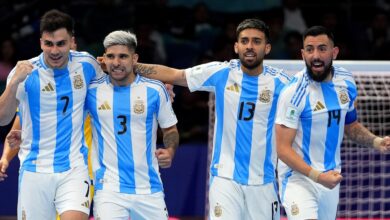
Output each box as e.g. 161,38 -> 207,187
81,200 -> 90,208
313,101 -> 325,111
98,101 -> 111,110
42,83 -> 54,92
226,83 -> 240,92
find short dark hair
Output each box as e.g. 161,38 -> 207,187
303,26 -> 335,44
236,18 -> 270,43
40,9 -> 74,36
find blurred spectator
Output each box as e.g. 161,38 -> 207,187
360,9 -> 390,60
0,38 -> 17,88
265,8 -> 290,59
284,30 -> 302,59
282,0 -> 307,33
135,22 -> 167,64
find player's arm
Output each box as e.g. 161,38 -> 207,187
135,63 -> 188,87
155,125 -> 179,168
344,121 -> 390,153
0,116 -> 21,181
276,124 -> 343,189
0,61 -> 32,125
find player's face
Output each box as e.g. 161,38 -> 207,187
40,28 -> 74,69
234,28 -> 271,74
302,34 -> 339,82
104,45 -> 138,86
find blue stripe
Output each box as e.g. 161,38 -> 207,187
87,89 -> 106,191
53,69 -> 73,172
263,78 -> 284,183
345,80 -> 357,107
301,95 -> 312,165
233,74 -> 258,184
293,80 -> 308,107
281,169 -> 292,202
81,62 -> 100,85
208,69 -> 230,176
146,87 -> 163,193
322,83 -> 340,171
140,77 -> 169,102
23,70 -> 41,171
113,86 -> 135,194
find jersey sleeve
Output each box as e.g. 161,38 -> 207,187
185,61 -> 227,92
345,77 -> 358,124
157,85 -> 178,128
275,81 -> 304,129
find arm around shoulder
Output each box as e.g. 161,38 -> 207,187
135,63 -> 188,87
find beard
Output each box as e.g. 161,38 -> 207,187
305,59 -> 333,82
239,53 -> 262,70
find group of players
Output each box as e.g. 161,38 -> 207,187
0,8 -> 389,220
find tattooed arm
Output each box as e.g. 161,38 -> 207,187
155,125 -> 179,168
344,121 -> 390,153
135,63 -> 188,87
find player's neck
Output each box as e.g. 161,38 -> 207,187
241,64 -> 263,76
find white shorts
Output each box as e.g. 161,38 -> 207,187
17,166 -> 91,220
93,190 -> 168,220
280,172 -> 339,220
209,176 -> 280,220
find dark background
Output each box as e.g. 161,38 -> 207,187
0,0 -> 390,219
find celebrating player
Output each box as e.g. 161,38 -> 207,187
275,25 -> 390,220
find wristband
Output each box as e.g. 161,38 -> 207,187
308,169 -> 321,182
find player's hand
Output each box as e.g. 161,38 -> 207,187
317,170 -> 343,189
155,148 -> 175,168
165,84 -> 175,103
97,56 -> 107,72
7,130 -> 22,149
0,158 -> 9,182
11,60 -> 33,84
373,136 -> 390,153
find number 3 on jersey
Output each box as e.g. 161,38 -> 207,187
238,101 -> 256,121
117,115 -> 127,134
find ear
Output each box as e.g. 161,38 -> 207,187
234,42 -> 238,54
332,46 -> 339,60
133,53 -> 139,63
265,43 -> 271,55
70,36 -> 77,50
40,38 -> 44,50
301,49 -> 304,60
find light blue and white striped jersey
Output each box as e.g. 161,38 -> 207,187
276,66 -> 357,179
185,59 -> 291,185
7,50 -> 105,173
86,74 -> 177,194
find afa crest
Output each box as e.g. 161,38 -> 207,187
259,89 -> 272,103
338,90 -> 349,104
73,74 -> 84,89
133,99 -> 145,114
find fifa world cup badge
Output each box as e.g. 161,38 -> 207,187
214,203 -> 222,217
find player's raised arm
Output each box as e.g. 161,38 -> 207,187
135,63 -> 188,87
0,61 -> 32,125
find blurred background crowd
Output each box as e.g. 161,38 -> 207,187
0,0 -> 390,143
